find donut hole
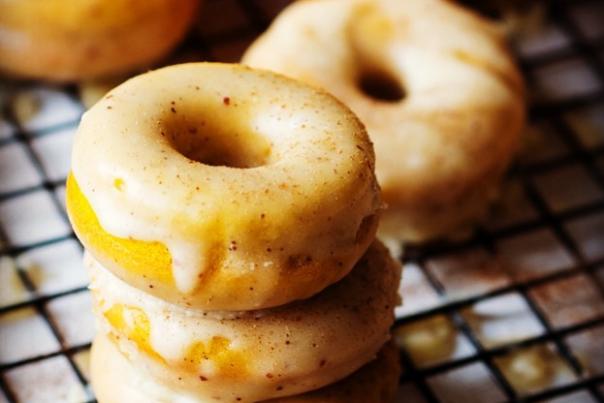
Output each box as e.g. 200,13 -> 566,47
358,70 -> 405,103
164,113 -> 271,169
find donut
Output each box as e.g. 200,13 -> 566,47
88,241 -> 401,402
91,334 -> 400,403
66,63 -> 380,311
0,0 -> 199,82
243,0 -> 526,242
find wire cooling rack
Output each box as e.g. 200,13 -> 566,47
0,0 -> 603,402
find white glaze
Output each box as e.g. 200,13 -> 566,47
71,63 -> 379,305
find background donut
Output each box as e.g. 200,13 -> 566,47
0,0 -> 200,81
243,0 -> 526,243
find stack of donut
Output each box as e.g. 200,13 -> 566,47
66,63 -> 401,402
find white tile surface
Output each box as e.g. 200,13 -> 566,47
0,257 -> 30,307
31,127 -> 75,182
530,274 -> 604,328
533,164 -> 604,212
463,293 -> 545,348
516,23 -> 570,57
566,325 -> 604,375
497,229 -> 576,281
0,143 -> 43,193
426,248 -> 511,300
535,58 -> 602,101
17,240 -> 85,295
54,184 -> 66,213
0,118 -> 15,141
566,212 -> 604,262
0,191 -> 70,247
545,391 -> 598,403
396,263 -> 441,318
564,103 -> 604,149
0,307 -> 59,364
570,2 -> 604,40
13,89 -> 82,133
4,355 -> 87,403
72,349 -> 91,383
428,363 -> 507,403
47,292 -> 94,347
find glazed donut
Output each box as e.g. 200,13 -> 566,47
243,0 -> 525,242
0,0 -> 199,82
91,334 -> 400,403
67,63 -> 380,311
88,241 -> 401,402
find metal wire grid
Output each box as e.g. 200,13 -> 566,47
0,0 -> 602,402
